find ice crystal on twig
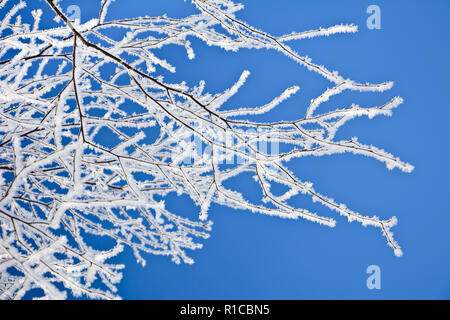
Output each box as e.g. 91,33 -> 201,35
0,0 -> 412,299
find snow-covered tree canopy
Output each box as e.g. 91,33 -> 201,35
0,0 -> 413,299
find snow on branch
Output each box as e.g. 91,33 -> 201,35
0,0 -> 412,299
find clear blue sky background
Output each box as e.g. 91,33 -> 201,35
23,0 -> 450,299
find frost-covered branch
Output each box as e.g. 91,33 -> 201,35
0,0 -> 412,299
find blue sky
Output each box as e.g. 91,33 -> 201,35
18,0 -> 450,299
